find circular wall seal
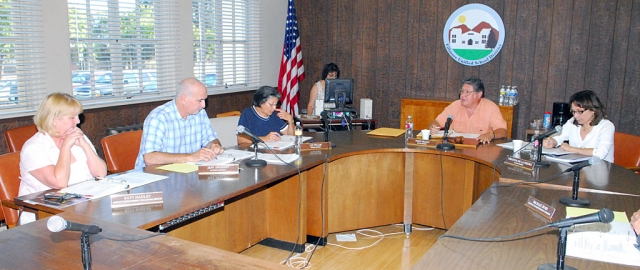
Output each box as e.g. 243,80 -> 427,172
443,4 -> 505,66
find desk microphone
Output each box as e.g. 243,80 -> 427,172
549,208 -> 614,228
564,156 -> 601,172
559,156 -> 601,207
236,125 -> 264,143
534,125 -> 562,140
436,115 -> 455,150
47,216 -> 102,235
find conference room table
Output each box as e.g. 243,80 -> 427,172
7,130 -> 640,269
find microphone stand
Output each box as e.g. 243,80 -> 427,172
320,111 -> 336,147
559,170 -> 590,207
538,227 -> 577,270
80,232 -> 93,270
534,137 -> 550,167
436,128 -> 455,150
246,138 -> 267,167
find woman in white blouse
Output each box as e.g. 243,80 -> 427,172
542,90 -> 615,162
306,62 -> 340,115
18,93 -> 107,224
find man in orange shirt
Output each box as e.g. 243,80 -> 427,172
429,76 -> 507,144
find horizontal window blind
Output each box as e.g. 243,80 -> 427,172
0,0 -> 47,118
193,0 -> 261,92
68,0 -> 180,106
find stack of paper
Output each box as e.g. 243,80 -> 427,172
257,135 -> 312,150
566,207 -> 640,267
62,172 -> 168,199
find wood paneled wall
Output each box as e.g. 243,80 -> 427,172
296,0 -> 640,139
0,91 -> 254,156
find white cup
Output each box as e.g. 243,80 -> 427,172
512,139 -> 524,152
420,129 -> 430,140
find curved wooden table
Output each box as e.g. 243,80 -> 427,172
10,130 -> 640,269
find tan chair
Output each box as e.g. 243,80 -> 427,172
613,131 -> 640,174
4,125 -> 38,153
101,130 -> 143,174
0,152 -> 21,227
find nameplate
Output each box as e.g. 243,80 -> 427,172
407,138 -> 432,146
111,191 -> 163,209
505,156 -> 535,171
112,203 -> 164,215
300,114 -> 321,120
198,164 -> 240,175
199,174 -> 240,181
524,195 -> 556,220
300,142 -> 332,150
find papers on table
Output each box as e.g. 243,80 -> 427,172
544,153 -> 591,164
61,172 -> 168,200
366,128 -> 405,137
433,130 -> 480,139
159,149 -> 256,173
565,207 -> 640,267
256,135 -> 312,150
497,142 -> 573,156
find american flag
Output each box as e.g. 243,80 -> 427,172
277,0 -> 305,116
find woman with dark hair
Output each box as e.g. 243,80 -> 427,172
237,86 -> 295,144
306,62 -> 340,115
543,90 -> 615,162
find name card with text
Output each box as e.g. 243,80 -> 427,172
111,191 -> 163,209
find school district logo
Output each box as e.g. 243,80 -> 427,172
443,4 -> 505,66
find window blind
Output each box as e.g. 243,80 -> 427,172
0,0 -> 46,118
68,0 -> 180,105
193,0 -> 261,92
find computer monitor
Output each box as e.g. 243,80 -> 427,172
324,78 -> 354,108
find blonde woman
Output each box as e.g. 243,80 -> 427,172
18,93 -> 106,224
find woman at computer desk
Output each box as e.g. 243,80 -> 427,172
306,62 -> 340,115
18,93 -> 107,224
237,86 -> 295,144
542,90 -> 615,162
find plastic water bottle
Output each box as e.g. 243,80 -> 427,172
506,85 -> 513,106
405,115 -> 413,143
512,86 -> 518,106
499,85 -> 506,106
294,121 -> 303,153
530,129 -> 540,160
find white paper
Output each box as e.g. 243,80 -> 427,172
256,135 -> 312,150
566,231 -> 640,267
435,130 -> 480,139
496,142 -> 573,156
62,172 -> 168,199
544,153 -> 591,164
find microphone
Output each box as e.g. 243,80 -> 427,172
564,156 -> 601,172
436,115 -> 455,150
443,115 -> 453,138
549,208 -> 614,228
534,125 -> 562,140
47,216 -> 102,235
236,125 -> 264,143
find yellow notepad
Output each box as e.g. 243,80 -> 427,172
366,128 -> 406,137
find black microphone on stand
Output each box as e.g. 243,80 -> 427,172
534,125 -> 563,167
320,111 -> 336,147
236,125 -> 267,168
538,208 -> 614,270
559,156 -> 601,207
48,216 -> 101,270
436,115 -> 455,150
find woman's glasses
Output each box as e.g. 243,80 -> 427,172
570,109 -> 586,115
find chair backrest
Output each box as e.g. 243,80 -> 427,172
209,115 -> 240,148
4,125 -> 38,153
613,131 -> 640,168
101,130 -> 143,174
0,152 -> 21,227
